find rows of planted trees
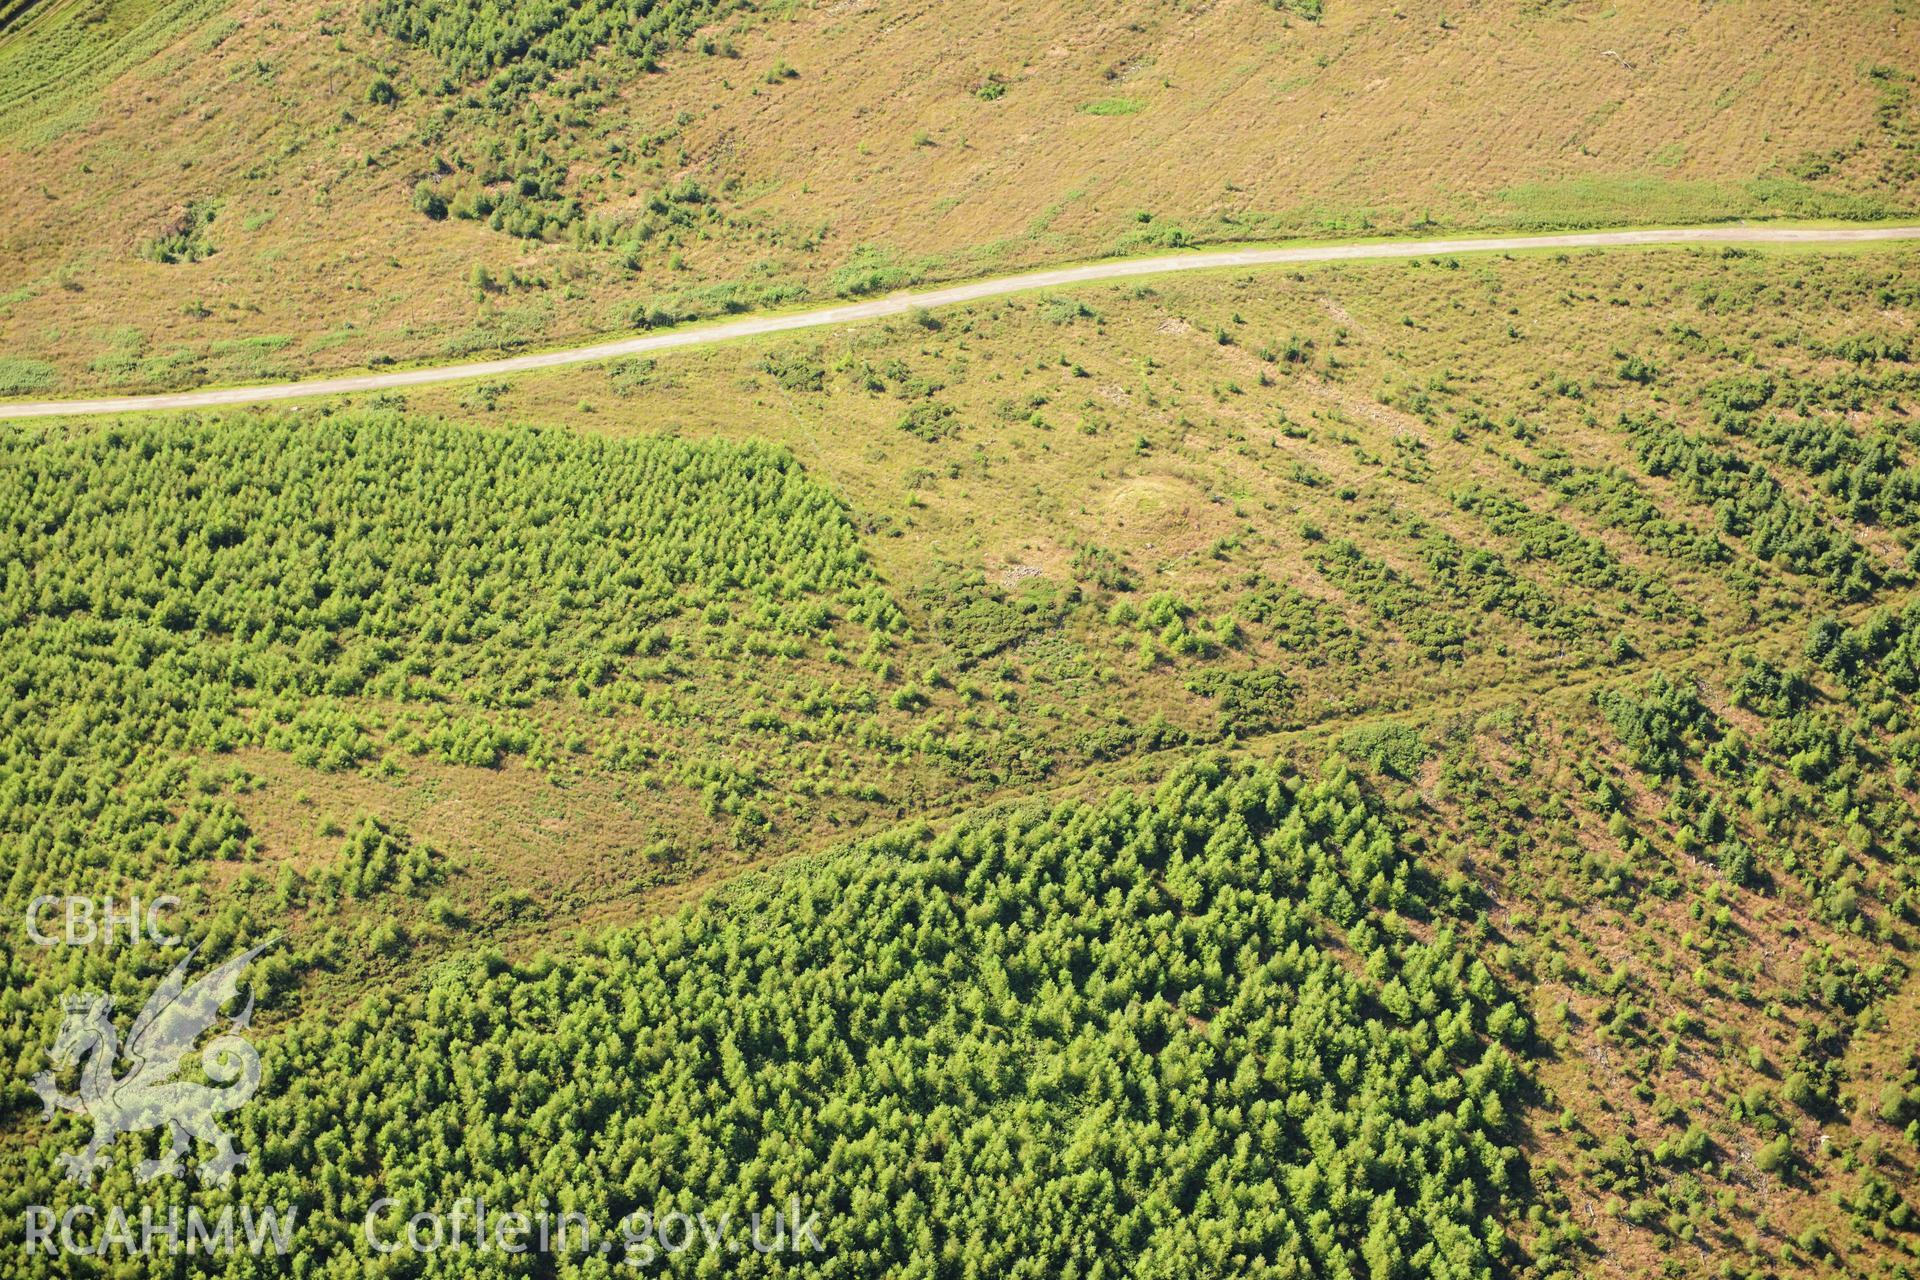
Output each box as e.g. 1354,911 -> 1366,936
13,755 -> 1530,1278
0,409 -> 903,1081
1409,607 -> 1920,1272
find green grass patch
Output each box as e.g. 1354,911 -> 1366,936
0,356 -> 54,395
1497,175 -> 1909,228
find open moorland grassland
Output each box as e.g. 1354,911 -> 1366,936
0,0 -> 1916,394
3,3 -> 1920,1280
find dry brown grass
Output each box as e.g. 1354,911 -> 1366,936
0,0 -> 1912,392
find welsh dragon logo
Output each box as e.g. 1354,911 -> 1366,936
31,941 -> 274,1186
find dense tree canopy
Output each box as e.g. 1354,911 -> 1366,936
367,0 -> 739,83
10,757 -> 1527,1278
0,411 -> 898,1077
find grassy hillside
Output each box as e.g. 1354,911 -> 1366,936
0,0 -> 1913,393
5,243 -> 1919,1277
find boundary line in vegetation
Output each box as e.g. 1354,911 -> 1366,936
2,223 -> 1916,419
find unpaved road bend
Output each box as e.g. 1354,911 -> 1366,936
3,223 -> 1916,419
